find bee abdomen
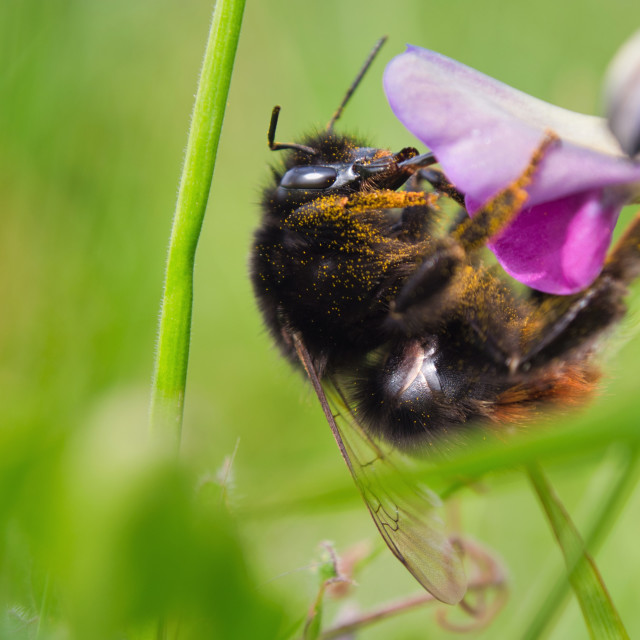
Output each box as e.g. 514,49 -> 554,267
346,339 -> 472,450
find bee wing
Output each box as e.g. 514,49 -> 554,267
292,334 -> 467,605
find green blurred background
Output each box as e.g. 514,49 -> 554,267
2,0 -> 640,638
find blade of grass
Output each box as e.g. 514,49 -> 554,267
519,448 -> 640,638
411,400 -> 640,488
527,462 -> 630,640
149,0 -> 246,452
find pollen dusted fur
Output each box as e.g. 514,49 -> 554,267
251,127 -> 640,451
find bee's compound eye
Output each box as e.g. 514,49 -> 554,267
280,166 -> 338,190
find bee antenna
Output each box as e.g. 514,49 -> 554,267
267,105 -> 318,156
326,36 -> 388,132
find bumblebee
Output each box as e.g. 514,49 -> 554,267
250,39 -> 640,604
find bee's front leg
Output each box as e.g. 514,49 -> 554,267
414,167 -> 466,206
343,189 -> 438,212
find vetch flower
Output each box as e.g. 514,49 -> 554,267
384,44 -> 640,295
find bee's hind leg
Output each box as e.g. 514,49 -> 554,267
514,221 -> 640,373
603,208 -> 640,286
389,136 -> 557,325
513,209 -> 640,371
451,133 -> 558,253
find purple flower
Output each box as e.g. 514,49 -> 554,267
384,44 -> 640,294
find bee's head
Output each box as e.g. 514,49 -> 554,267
262,38 -> 437,213
265,106 -> 434,210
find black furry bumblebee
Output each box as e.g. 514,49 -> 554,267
250,39 -> 640,604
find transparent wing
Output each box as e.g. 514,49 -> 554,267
292,334 -> 467,605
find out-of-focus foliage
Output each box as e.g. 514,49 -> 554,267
1,0 -> 639,638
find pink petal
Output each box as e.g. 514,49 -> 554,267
384,45 -> 640,294
488,190 -> 622,294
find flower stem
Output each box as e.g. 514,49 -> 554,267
149,0 -> 246,452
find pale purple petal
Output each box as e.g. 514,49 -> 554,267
383,45 -> 640,294
383,46 -> 640,206
488,190 -> 622,294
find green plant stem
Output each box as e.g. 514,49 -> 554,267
521,448 -> 640,639
149,0 -> 246,452
527,462 -> 629,640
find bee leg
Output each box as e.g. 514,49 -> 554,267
451,133 -> 558,253
387,132 -> 556,350
415,167 -> 466,206
515,210 -> 640,369
517,278 -> 626,371
396,171 -> 467,240
343,189 -> 439,212
391,241 -> 466,316
602,208 -> 640,286
446,207 -> 472,236
404,135 -> 556,248
388,132 -> 556,337
403,172 -> 427,193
